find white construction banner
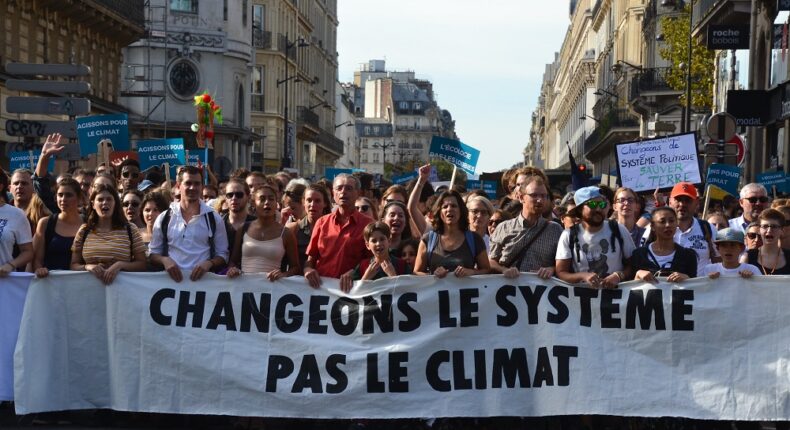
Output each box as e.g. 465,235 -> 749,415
13,272 -> 790,420
0,273 -> 32,401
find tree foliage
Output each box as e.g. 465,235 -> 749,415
658,5 -> 715,110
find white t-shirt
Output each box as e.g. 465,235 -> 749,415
0,204 -> 33,265
640,218 -> 719,267
556,222 -> 636,276
648,243 -> 675,270
699,262 -> 761,277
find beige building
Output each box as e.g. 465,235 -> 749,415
0,0 -> 144,168
250,0 -> 341,175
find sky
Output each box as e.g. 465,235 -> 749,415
337,0 -> 571,173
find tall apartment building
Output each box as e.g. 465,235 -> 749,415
120,0 -> 254,174
0,0 -> 144,167
249,0 -> 342,176
350,60 -> 454,176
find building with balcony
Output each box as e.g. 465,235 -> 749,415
0,0 -> 145,167
528,54 -> 560,170
333,81 -> 357,169
248,0 -> 341,176
357,118 -> 393,174
120,0 -> 254,176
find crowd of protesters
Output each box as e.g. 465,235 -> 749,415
1,133 -> 789,430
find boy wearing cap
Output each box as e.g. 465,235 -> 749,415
640,182 -> 720,269
699,228 -> 760,278
556,186 -> 636,288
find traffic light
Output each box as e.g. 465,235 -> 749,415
578,164 -> 587,173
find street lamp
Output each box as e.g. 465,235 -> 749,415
373,140 -> 396,175
277,34 -> 309,170
334,121 -> 353,129
580,114 -> 601,123
593,88 -> 619,98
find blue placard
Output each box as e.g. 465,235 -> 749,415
8,151 -> 54,172
392,171 -> 418,185
429,136 -> 480,175
706,163 -> 740,196
757,171 -> 788,194
325,168 -> 353,181
76,113 -> 129,157
467,179 -> 481,190
137,138 -> 186,172
482,181 -> 497,199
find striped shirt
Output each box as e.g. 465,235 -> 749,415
72,224 -> 145,265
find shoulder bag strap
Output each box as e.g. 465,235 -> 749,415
508,220 -> 549,269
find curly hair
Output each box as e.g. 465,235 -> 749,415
86,184 -> 127,230
430,190 -> 469,234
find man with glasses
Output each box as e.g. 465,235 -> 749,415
639,182 -> 720,268
221,179 -> 256,250
729,183 -> 770,234
556,186 -> 635,288
489,174 -> 562,279
304,173 -> 371,288
118,159 -> 142,194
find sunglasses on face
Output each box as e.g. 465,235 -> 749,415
122,201 -> 140,208
745,196 -> 769,204
489,219 -> 502,226
226,191 -> 245,199
356,205 -> 370,212
121,171 -> 139,179
746,233 -> 760,240
585,200 -> 608,209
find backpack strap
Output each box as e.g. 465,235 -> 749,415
44,215 -> 58,248
464,230 -> 476,262
426,230 -> 439,270
570,224 -> 581,263
160,208 -> 172,257
608,219 -> 622,254
205,212 -> 217,259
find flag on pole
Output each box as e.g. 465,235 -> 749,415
567,142 -> 588,191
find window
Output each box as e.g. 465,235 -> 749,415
242,0 -> 248,26
362,153 -> 368,163
251,66 -> 264,111
412,142 -> 421,149
373,126 -> 380,134
414,102 -> 421,110
170,0 -> 197,13
252,128 -> 263,153
373,152 -> 380,162
362,141 -> 368,148
223,0 -> 227,20
364,126 -> 370,135
399,101 -> 408,110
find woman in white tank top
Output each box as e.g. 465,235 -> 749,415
227,185 -> 300,281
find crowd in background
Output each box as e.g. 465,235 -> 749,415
1,133 -> 789,429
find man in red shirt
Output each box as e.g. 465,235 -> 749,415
304,173 -> 372,287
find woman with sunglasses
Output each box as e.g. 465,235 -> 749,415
612,187 -> 645,248
71,184 -> 147,285
741,209 -> 790,275
286,184 -> 332,271
745,222 -> 763,251
631,207 -> 697,283
32,178 -> 83,277
226,185 -> 300,281
487,209 -> 509,236
121,190 -> 145,229
355,196 -> 377,220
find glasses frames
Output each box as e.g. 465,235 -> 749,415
585,200 -> 608,209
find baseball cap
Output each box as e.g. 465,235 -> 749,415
714,228 -> 744,245
573,186 -> 603,207
670,182 -> 698,200
138,179 -> 155,192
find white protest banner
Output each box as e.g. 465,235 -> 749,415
14,272 -> 790,420
616,132 -> 702,192
0,273 -> 33,401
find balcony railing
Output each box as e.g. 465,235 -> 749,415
317,129 -> 344,155
629,67 -> 678,100
252,29 -> 272,49
297,106 -> 319,129
93,0 -> 145,27
251,94 -> 264,112
692,0 -> 719,30
583,108 -> 640,154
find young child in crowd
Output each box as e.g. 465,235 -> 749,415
397,238 -> 419,268
700,228 -> 760,279
340,222 -> 410,292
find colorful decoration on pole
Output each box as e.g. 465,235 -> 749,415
190,91 -> 223,150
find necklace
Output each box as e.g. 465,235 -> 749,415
759,248 -> 781,275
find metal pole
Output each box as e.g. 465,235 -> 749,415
282,34 -> 290,170
685,0 -> 694,133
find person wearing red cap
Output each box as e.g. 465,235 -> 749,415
639,182 -> 720,271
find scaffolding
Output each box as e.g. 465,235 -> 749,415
120,0 -> 168,137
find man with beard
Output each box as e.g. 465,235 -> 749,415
555,186 -> 635,288
304,173 -> 371,288
149,166 -> 229,282
489,174 -> 562,279
222,179 -> 256,252
728,183 -> 770,234
639,182 -> 720,268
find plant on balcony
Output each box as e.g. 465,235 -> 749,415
658,4 -> 714,110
